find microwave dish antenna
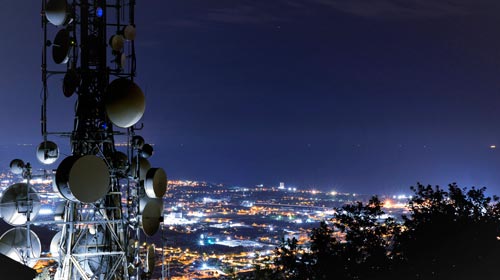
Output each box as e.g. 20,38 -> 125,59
0,183 -> 41,226
0,227 -> 41,267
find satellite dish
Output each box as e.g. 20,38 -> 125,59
146,244 -> 156,273
0,227 -> 41,267
63,69 -> 80,97
45,0 -> 68,26
140,144 -> 154,159
139,198 -> 163,236
130,156 -> 150,181
50,231 -> 62,258
52,29 -> 72,64
145,168 -> 167,198
55,155 -> 110,203
109,34 -> 125,52
114,52 -> 127,69
131,135 -> 145,149
123,25 -> 136,40
112,151 -> 129,173
9,159 -> 25,175
0,183 -> 41,226
105,78 -> 145,128
36,141 -> 59,165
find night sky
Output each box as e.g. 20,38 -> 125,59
2,1 -> 500,194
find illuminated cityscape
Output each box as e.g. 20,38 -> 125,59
0,170 -> 410,279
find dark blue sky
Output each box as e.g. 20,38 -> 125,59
2,1 -> 500,194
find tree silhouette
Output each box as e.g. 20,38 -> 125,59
329,197 -> 398,280
394,183 -> 500,279
272,197 -> 397,279
273,237 -> 312,279
269,183 -> 500,280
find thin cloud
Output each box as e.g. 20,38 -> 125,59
158,1 -> 295,28
154,0 -> 500,30
313,0 -> 498,19
202,5 -> 283,25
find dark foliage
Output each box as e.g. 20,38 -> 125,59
270,183 -> 500,280
394,183 -> 500,279
273,237 -> 312,279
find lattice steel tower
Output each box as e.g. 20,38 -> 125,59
0,1 -> 167,279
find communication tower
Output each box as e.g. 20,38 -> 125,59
0,1 -> 167,279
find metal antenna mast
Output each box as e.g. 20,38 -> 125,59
0,1 -> 167,280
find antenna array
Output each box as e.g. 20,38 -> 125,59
0,1 -> 167,279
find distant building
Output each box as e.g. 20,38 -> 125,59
279,182 -> 285,189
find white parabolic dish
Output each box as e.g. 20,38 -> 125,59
45,0 -> 68,26
56,155 -> 110,203
145,168 -> 167,198
0,183 -> 41,226
0,227 -> 41,267
105,78 -> 145,128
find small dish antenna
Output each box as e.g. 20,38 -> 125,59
0,183 -> 41,226
131,135 -> 145,149
145,168 -> 167,198
9,159 -> 25,175
140,143 -> 154,159
49,231 -> 62,258
146,244 -> 156,273
36,140 -> 59,165
63,69 -> 80,97
123,25 -> 136,41
112,151 -> 129,173
139,198 -> 163,236
0,227 -> 41,267
45,0 -> 68,26
52,29 -> 73,64
109,34 -> 125,52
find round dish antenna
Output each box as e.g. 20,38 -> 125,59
9,159 -> 25,175
0,183 -> 41,226
0,227 -> 41,267
112,151 -> 129,173
45,0 -> 68,26
140,143 -> 154,159
36,140 -> 59,165
105,78 -> 145,128
131,135 -> 145,149
123,25 -> 136,40
145,168 -> 167,198
115,52 -> 127,69
139,198 -> 163,236
146,244 -> 156,273
49,231 -> 62,258
109,34 -> 125,52
52,29 -> 72,64
55,155 -> 110,203
63,69 -> 80,97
